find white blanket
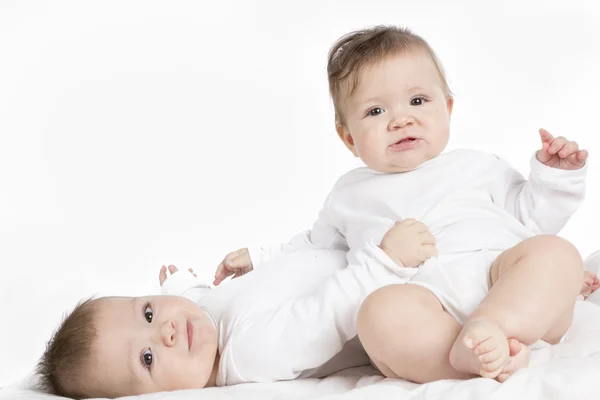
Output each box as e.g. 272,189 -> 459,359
3,250 -> 600,400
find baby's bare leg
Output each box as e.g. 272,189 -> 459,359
357,284 -> 474,383
449,236 -> 583,380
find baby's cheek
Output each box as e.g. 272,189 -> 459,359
196,322 -> 218,348
359,141 -> 382,163
161,362 -> 205,391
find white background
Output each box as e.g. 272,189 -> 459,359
0,0 -> 598,387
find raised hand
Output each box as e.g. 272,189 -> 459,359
536,128 -> 587,170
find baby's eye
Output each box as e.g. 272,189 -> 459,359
144,304 -> 153,323
367,107 -> 384,117
141,349 -> 153,370
410,96 -> 427,106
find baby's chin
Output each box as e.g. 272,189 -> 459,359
377,150 -> 443,173
368,160 -> 426,173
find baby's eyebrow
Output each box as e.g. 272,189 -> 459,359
361,96 -> 383,105
406,85 -> 426,92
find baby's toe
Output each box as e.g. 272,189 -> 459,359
478,348 -> 501,364
474,338 -> 496,355
481,357 -> 507,373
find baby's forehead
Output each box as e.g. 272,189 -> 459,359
92,296 -> 138,322
89,299 -> 135,365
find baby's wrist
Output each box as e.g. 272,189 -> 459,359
378,245 -> 406,268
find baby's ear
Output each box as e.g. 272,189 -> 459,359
446,95 -> 454,119
336,123 -> 358,157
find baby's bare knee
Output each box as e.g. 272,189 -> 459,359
525,235 -> 580,259
358,285 -> 436,332
528,236 -> 583,281
357,284 -> 402,339
357,285 -> 440,352
358,285 -> 463,382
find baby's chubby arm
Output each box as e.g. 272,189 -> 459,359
494,128 -> 587,235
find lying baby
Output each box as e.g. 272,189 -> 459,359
36,221 -> 442,399
35,218 -> 598,399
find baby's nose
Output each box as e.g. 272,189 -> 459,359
160,320 -> 177,347
389,113 -> 415,130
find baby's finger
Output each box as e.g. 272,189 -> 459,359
537,146 -> 551,164
577,149 -> 589,162
225,249 -> 246,267
539,128 -> 554,144
188,268 -> 197,278
232,270 -> 246,279
548,136 -> 568,155
410,221 -> 429,233
168,265 -> 178,274
159,265 -> 167,285
224,253 -> 237,267
217,263 -> 233,278
419,231 -> 437,245
421,244 -> 438,259
558,141 -> 579,158
213,262 -> 229,285
564,152 -> 581,165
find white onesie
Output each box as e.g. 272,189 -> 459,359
162,247 -> 412,386
249,149 -> 587,323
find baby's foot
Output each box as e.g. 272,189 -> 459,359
496,339 -> 530,382
449,318 -> 509,378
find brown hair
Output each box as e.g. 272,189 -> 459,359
327,25 -> 451,126
36,297 -> 99,399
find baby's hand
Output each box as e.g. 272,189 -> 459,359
213,248 -> 254,286
536,128 -> 588,170
379,219 -> 438,268
580,270 -> 600,300
159,265 -> 197,286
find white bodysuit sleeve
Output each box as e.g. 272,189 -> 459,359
228,241 -> 417,383
248,192 -> 348,268
494,153 -> 587,235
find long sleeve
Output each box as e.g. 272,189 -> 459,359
494,153 -> 587,235
248,192 -> 348,268
227,241 -> 417,384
